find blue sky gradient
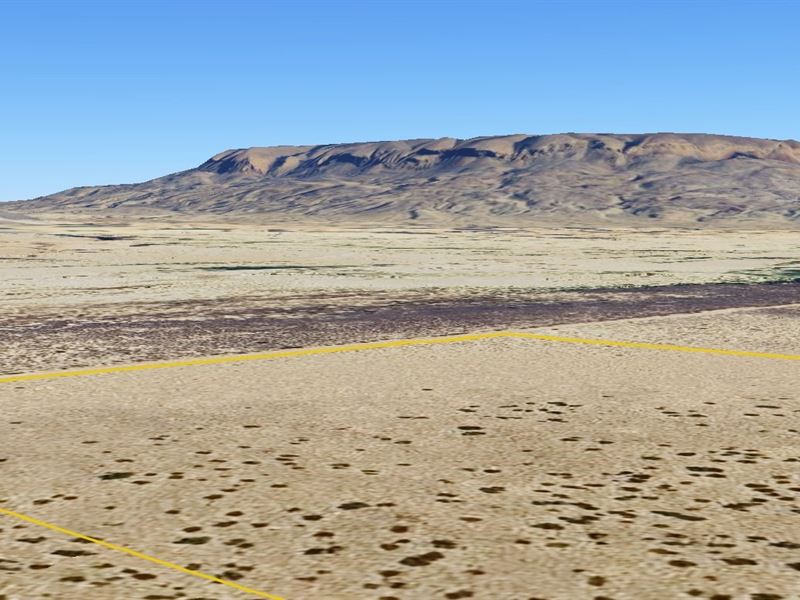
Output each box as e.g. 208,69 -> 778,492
1,0 -> 798,200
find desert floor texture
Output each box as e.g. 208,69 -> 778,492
1,220 -> 799,600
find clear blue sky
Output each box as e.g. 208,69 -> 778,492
1,0 -> 798,201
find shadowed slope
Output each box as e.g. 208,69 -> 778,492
7,133 -> 800,226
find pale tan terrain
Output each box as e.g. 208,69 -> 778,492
3,219 -> 799,310
2,221 -> 800,600
1,307 -> 800,600
1,219 -> 799,374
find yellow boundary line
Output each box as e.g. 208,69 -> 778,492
1,331 -> 799,386
0,332 -> 504,384
2,330 -> 799,599
510,332 -> 800,360
0,506 -> 285,600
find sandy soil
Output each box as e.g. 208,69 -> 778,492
1,307 -> 800,600
2,221 -> 800,599
2,220 -> 799,374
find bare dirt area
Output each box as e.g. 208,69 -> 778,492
2,280 -> 800,377
1,219 -> 799,375
1,219 -> 800,600
1,309 -> 800,600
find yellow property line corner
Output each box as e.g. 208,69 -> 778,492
1,330 -> 799,386
1,329 -> 798,598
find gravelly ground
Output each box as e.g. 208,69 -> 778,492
2,308 -> 800,600
2,280 -> 800,376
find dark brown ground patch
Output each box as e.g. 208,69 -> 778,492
1,281 -> 798,375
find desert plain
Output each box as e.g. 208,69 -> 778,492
1,218 -> 800,600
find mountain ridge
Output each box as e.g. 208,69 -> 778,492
6,133 -> 800,226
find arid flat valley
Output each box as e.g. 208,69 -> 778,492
2,218 -> 800,600
4,0 -> 800,595
2,218 -> 799,375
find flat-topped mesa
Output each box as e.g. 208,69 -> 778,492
7,132 -> 800,227
197,133 -> 800,178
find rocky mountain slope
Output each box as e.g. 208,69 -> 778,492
6,133 -> 800,226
